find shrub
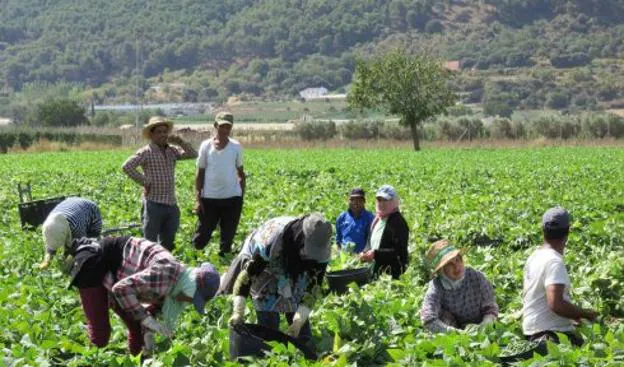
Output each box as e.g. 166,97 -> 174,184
295,121 -> 336,140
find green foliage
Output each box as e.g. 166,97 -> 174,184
1,148 -> 624,365
348,49 -> 457,150
295,121 -> 337,141
34,99 -> 88,127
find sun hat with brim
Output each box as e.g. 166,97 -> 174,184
193,263 -> 221,315
425,240 -> 463,273
142,116 -> 173,139
214,111 -> 234,126
300,213 -> 332,263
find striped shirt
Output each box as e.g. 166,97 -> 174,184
50,197 -> 102,239
104,237 -> 184,321
420,267 -> 499,328
122,142 -> 197,206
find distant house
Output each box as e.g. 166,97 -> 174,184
444,60 -> 463,71
299,87 -> 329,101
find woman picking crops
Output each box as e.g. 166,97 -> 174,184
225,213 -> 332,344
359,185 -> 409,279
68,236 -> 220,355
420,240 -> 499,333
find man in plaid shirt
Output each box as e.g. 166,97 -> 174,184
122,116 -> 197,250
73,236 -> 220,355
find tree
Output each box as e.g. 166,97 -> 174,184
348,49 -> 456,151
34,98 -> 88,127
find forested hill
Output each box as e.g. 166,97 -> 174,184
2,0 -> 624,100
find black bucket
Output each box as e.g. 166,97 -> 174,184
326,266 -> 372,295
229,323 -> 317,361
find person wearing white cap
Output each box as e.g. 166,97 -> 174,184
39,197 -> 102,271
522,206 -> 599,346
193,111 -> 246,256
224,213 -> 332,344
122,116 -> 197,250
359,185 -> 410,279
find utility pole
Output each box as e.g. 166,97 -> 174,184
135,31 -> 141,128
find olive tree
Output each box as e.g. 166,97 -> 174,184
348,49 -> 457,151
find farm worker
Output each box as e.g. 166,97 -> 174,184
122,116 -> 197,251
359,185 -> 409,279
335,187 -> 374,253
192,111 -> 246,257
68,236 -> 220,355
522,207 -> 599,346
226,213 -> 332,344
39,197 -> 102,270
420,240 -> 499,333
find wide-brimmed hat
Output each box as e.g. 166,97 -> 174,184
142,116 -> 173,139
214,111 -> 234,126
425,240 -> 463,273
300,213 -> 332,263
193,263 -> 221,315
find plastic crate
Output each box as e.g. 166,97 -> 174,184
18,196 -> 66,230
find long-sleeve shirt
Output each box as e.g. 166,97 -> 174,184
122,142 -> 197,206
104,237 -> 184,321
335,209 -> 374,253
420,267 -> 499,332
47,197 -> 102,254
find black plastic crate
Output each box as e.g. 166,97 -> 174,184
18,196 -> 66,230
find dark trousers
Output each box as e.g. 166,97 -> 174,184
526,330 -> 584,347
79,286 -> 144,355
256,310 -> 312,344
192,196 -> 243,253
142,200 -> 180,251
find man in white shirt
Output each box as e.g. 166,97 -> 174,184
522,207 -> 598,346
192,112 -> 246,256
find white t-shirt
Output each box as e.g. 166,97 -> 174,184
522,247 -> 574,335
196,138 -> 243,199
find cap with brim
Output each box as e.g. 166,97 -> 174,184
214,111 -> 234,126
142,116 -> 173,139
542,206 -> 570,230
375,185 -> 397,200
349,188 -> 365,198
425,240 -> 463,273
193,263 -> 220,315
67,238 -> 102,289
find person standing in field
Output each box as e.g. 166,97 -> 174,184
335,187 -> 374,253
192,111 -> 246,257
39,197 -> 102,270
522,207 -> 599,346
359,185 -> 409,279
68,236 -> 220,356
122,116 -> 197,251
420,240 -> 499,333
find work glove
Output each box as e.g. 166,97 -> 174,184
38,253 -> 52,269
287,305 -> 311,338
141,316 -> 172,338
143,331 -> 156,355
228,296 -> 246,326
479,314 -> 497,327
463,323 -> 480,334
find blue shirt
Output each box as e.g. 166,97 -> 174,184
335,209 -> 374,253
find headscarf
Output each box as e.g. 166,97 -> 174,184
162,267 -> 197,331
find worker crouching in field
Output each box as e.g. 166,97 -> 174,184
68,236 -> 220,355
39,197 -> 102,271
222,213 -> 332,345
420,240 -> 499,333
359,185 -> 409,279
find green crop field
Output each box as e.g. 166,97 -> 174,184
2,147 -> 624,366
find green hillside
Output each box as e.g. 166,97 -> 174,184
1,0 -> 624,108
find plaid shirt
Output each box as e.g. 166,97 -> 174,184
122,142 -> 197,205
104,237 -> 184,321
420,267 -> 499,328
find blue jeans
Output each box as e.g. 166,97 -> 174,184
142,200 -> 180,251
255,310 -> 312,344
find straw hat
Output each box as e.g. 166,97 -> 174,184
425,240 -> 463,273
142,116 -> 173,139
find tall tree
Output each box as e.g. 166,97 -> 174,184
348,49 -> 456,151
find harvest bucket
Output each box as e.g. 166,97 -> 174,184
498,339 -> 547,364
326,266 -> 372,295
229,323 -> 317,361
